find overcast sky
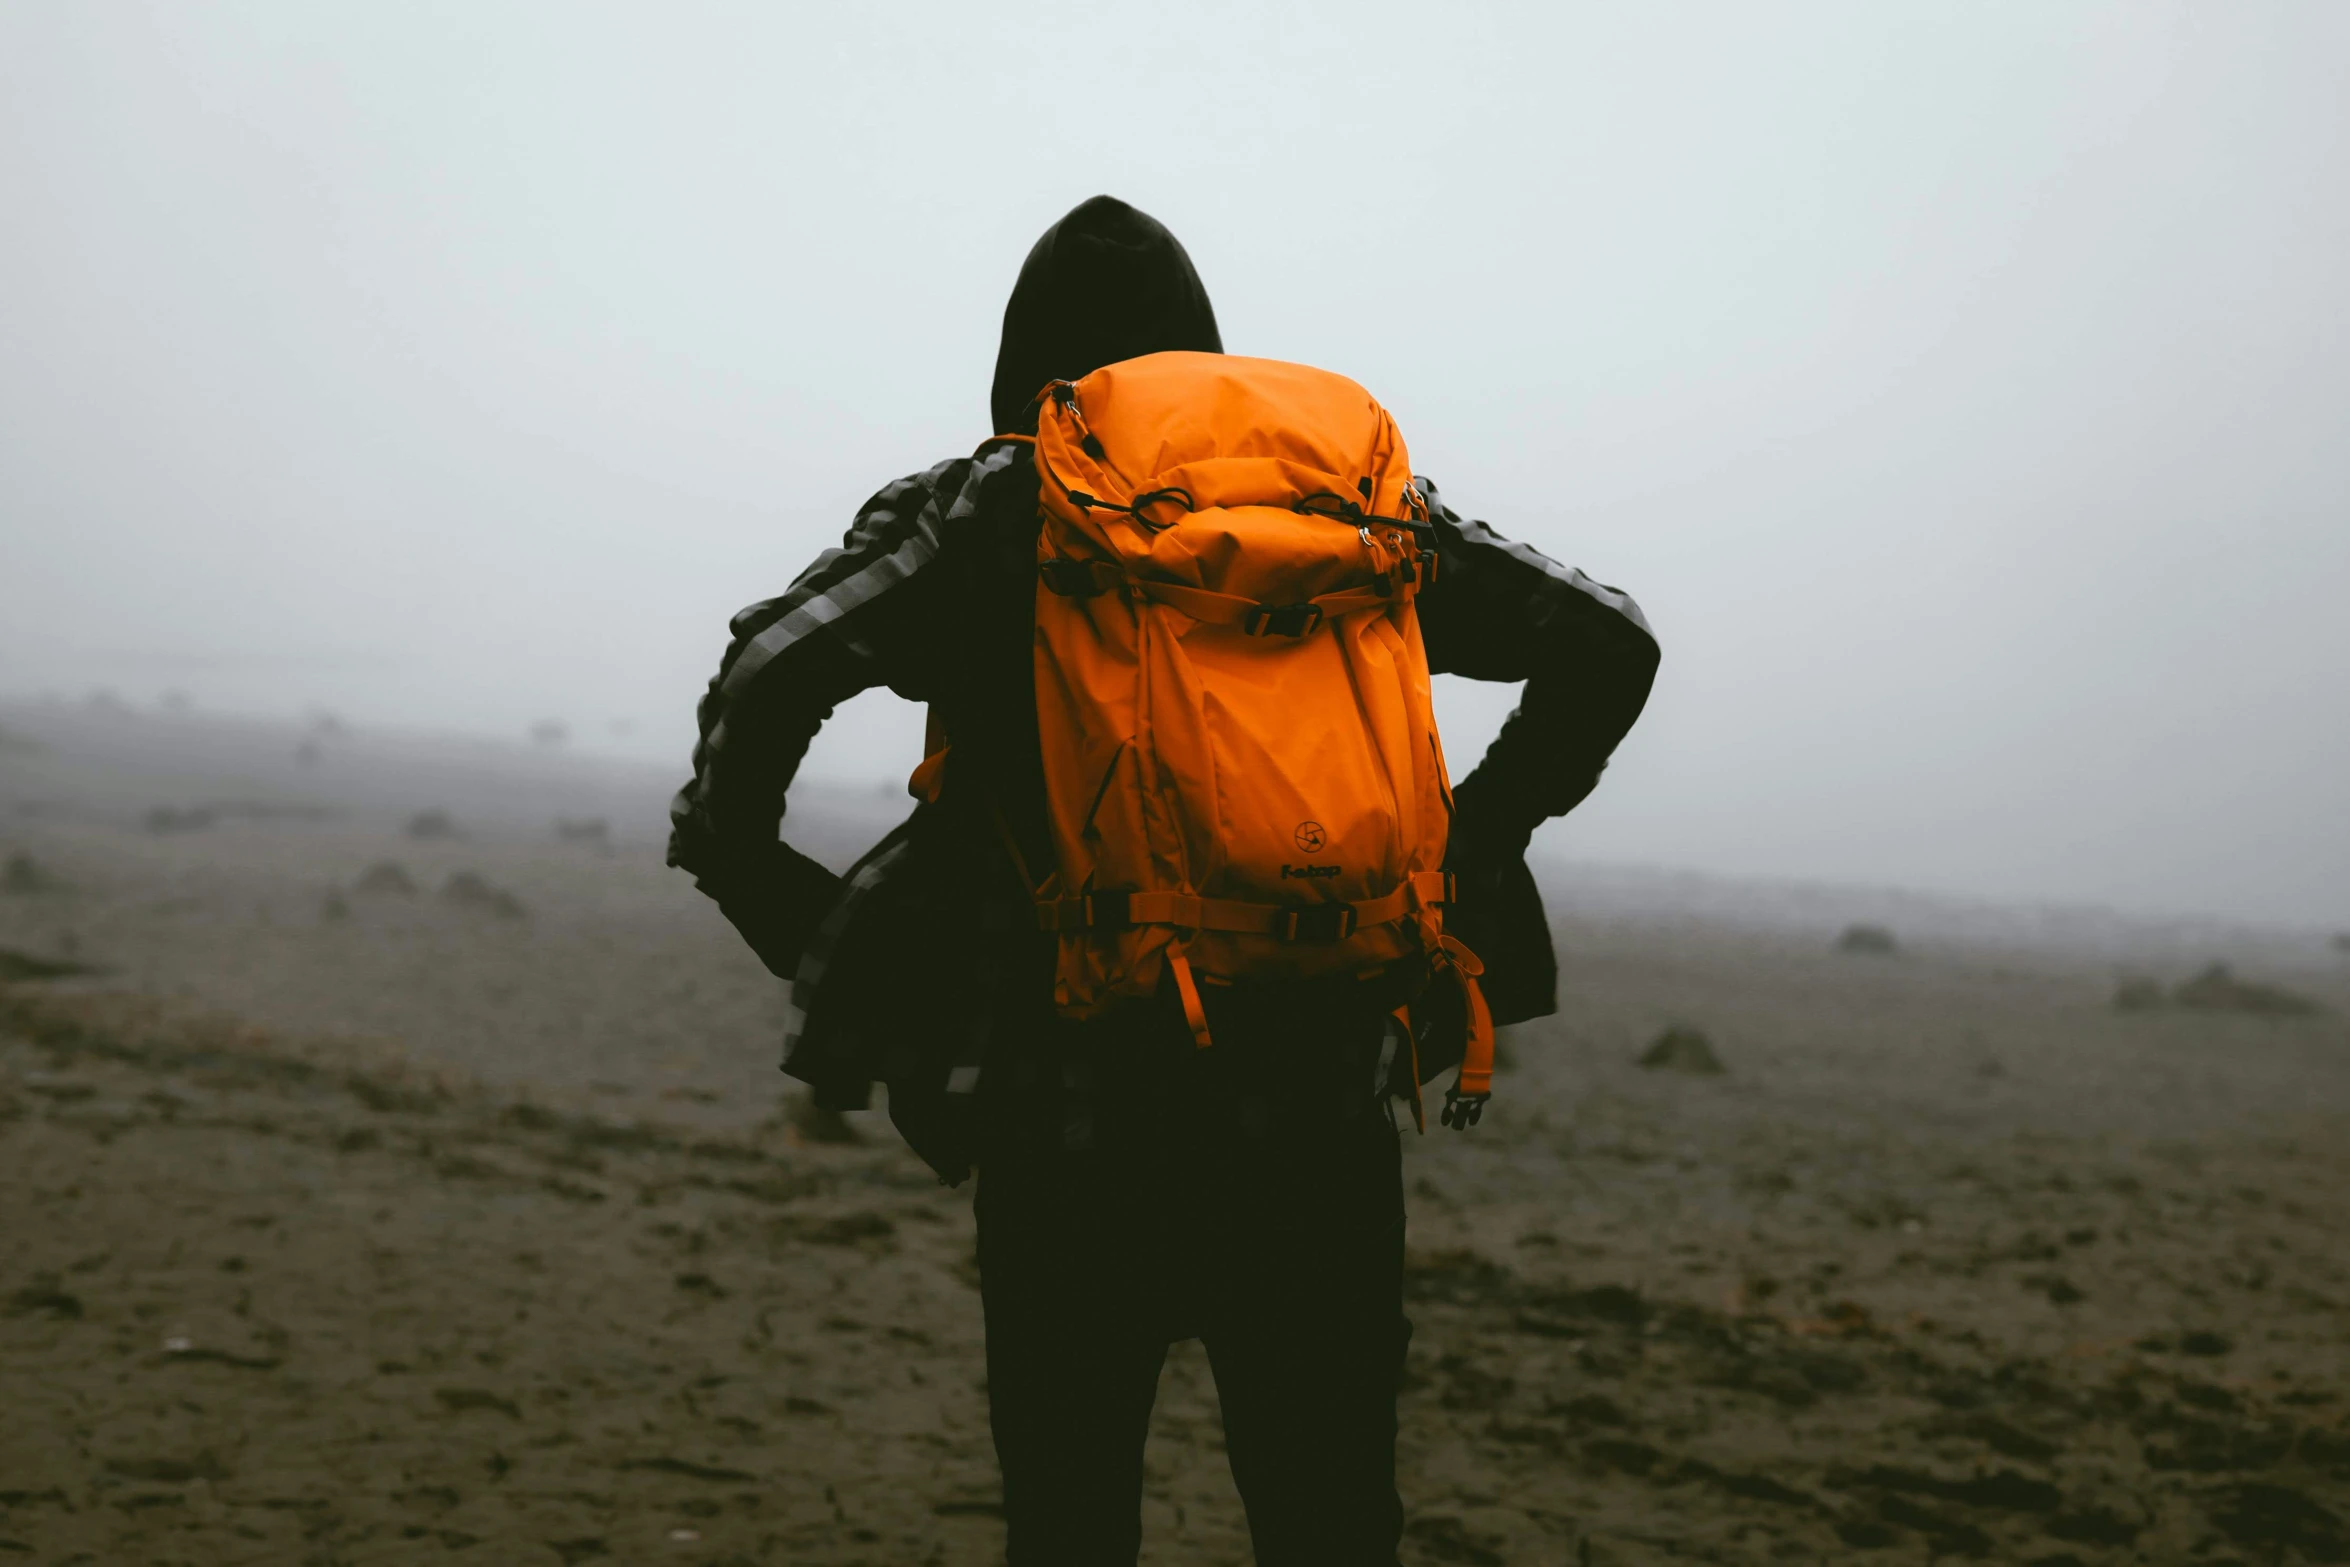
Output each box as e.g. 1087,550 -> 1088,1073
2,2 -> 2344,927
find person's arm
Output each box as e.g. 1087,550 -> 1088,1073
1415,475 -> 1659,845
667,456 -> 976,977
1412,476 -> 1661,1019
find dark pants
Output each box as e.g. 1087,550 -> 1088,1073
974,1006 -> 1409,1565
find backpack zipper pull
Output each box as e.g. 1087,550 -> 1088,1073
1360,525 -> 1398,596
1051,382 -> 1108,461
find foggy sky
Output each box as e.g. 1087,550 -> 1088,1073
3,3 -> 2345,927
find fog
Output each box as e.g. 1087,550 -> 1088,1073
3,2 -> 2344,928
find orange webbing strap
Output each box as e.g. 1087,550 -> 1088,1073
1454,964 -> 1495,1097
1167,946 -> 1214,1050
908,709 -> 951,804
1435,934 -> 1494,1127
908,749 -> 948,805
1037,870 -> 1449,938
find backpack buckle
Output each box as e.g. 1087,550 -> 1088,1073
1243,602 -> 1324,637
1083,889 -> 1132,930
1278,904 -> 1356,942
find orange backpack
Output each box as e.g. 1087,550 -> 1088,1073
957,351 -> 1492,1124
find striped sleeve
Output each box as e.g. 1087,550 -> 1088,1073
667,459 -> 967,886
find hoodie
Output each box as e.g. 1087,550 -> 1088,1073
988,195 -> 1223,436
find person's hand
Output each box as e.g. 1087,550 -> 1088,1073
1442,772 -> 1556,1026
709,841 -> 844,980
1446,772 -> 1536,872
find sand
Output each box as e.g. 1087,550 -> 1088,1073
3,700 -> 2347,1564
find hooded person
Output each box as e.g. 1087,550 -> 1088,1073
989,194 -> 1224,438
670,194 -> 1657,1566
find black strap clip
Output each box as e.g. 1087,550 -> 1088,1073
1440,1086 -> 1488,1130
1278,904 -> 1357,943
1243,602 -> 1324,637
1083,889 -> 1133,930
1048,384 -> 1108,459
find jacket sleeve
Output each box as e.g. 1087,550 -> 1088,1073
1413,476 -> 1661,838
666,459 -> 969,965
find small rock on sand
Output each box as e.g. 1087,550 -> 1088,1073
2,851 -> 63,895
441,872 -> 526,919
0,947 -> 98,982
2171,963 -> 2322,1018
354,861 -> 417,896
405,809 -> 461,841
1835,923 -> 1898,956
1640,1026 -> 1725,1075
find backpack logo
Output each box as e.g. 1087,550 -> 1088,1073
1293,820 -> 1326,853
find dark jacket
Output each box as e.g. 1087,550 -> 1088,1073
670,198 -> 1660,1180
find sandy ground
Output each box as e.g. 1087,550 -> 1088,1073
3,701 -> 2348,1564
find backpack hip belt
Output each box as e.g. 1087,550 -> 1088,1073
1036,869 -> 1456,941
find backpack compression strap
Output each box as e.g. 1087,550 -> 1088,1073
1393,934 -> 1492,1134
1037,559 -> 1426,637
1036,870 -> 1454,942
1036,475 -> 1435,636
1434,934 -> 1494,1129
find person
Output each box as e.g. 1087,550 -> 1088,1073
670,195 -> 1659,1566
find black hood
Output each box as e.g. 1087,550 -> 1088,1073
989,195 -> 1222,436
